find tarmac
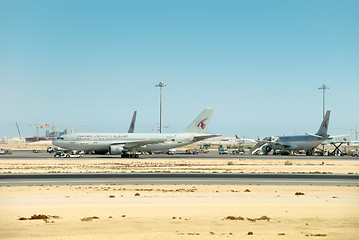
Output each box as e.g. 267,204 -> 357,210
1,150 -> 358,186
1,173 -> 358,186
2,150 -> 358,160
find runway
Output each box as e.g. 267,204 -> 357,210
1,173 -> 358,186
2,150 -> 358,160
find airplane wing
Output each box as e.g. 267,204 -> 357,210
110,139 -> 166,150
194,134 -> 221,142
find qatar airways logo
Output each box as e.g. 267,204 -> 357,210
197,117 -> 208,130
323,119 -> 329,129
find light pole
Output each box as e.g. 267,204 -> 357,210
318,84 -> 329,119
156,81 -> 166,133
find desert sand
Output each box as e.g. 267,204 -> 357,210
1,156 -> 358,239
0,184 -> 358,240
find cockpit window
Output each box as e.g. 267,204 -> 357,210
57,137 -> 64,140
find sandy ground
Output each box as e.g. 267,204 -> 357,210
0,141 -> 53,151
1,156 -> 358,239
0,184 -> 358,240
0,158 -> 358,174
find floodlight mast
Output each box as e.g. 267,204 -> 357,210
156,81 -> 166,133
318,84 -> 329,119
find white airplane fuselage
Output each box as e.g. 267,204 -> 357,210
52,108 -> 218,157
260,111 -> 331,155
53,132 -> 209,152
273,135 -> 327,151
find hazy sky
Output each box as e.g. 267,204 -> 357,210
1,0 -> 358,139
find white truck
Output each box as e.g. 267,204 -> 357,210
218,148 -> 229,155
0,149 -> 12,155
54,151 -> 83,158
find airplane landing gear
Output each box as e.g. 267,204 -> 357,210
121,153 -> 139,158
306,149 -> 314,156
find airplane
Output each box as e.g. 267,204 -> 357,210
52,108 -> 220,158
349,140 -> 359,146
325,134 -> 350,143
53,110 -> 137,154
255,111 -> 331,155
235,135 -> 260,144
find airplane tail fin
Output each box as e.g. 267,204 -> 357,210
182,108 -> 214,134
316,110 -> 331,137
127,111 -> 137,133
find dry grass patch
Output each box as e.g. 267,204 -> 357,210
311,233 -> 328,237
225,216 -> 244,220
81,216 -> 99,221
18,214 -> 59,221
225,215 -> 270,222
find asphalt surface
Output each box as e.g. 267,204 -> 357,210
1,151 -> 358,186
1,150 -> 358,160
1,173 -> 358,186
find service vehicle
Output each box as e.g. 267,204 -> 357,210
0,148 -> 12,155
232,149 -> 245,155
218,148 -> 229,155
54,151 -> 83,158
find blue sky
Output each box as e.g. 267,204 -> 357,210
1,0 -> 358,139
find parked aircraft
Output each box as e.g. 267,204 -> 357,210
254,111 -> 331,155
235,135 -> 260,144
349,140 -> 359,146
53,108 -> 219,158
325,134 -> 350,144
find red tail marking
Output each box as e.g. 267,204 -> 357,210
197,118 -> 208,130
323,119 -> 328,129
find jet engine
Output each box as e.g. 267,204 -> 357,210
262,145 -> 272,154
109,145 -> 125,155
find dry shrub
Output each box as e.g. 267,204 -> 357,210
225,216 -> 244,220
311,234 -> 327,237
247,216 -> 271,222
81,216 -> 99,221
30,214 -> 48,220
18,214 -> 59,221
285,160 -> 293,165
258,215 -> 271,221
